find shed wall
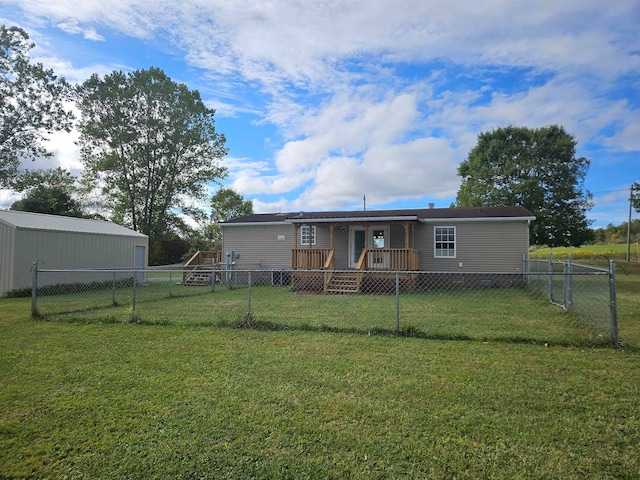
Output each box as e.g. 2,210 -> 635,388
11,229 -> 148,291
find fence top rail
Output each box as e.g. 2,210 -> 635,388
37,267 -> 610,276
529,258 -> 610,273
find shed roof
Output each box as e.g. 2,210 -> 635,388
221,206 -> 535,225
0,210 -> 147,238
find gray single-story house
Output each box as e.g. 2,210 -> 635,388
220,206 -> 535,279
0,210 -> 148,295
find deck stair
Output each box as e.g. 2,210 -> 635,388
325,272 -> 361,293
183,251 -> 220,286
183,267 -> 213,286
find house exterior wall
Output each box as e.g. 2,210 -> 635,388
7,228 -> 148,293
414,220 -> 529,272
221,224 -> 293,270
221,218 -> 529,273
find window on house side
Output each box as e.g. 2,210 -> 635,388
434,226 -> 456,258
300,226 -> 316,246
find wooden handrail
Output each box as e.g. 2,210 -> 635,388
183,251 -> 221,283
323,250 -> 335,270
356,249 -> 367,271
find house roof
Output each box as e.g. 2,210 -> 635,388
221,206 -> 535,225
0,210 -> 148,237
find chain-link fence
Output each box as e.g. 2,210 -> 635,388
526,255 -> 617,343
29,257 -> 619,345
30,267 -> 215,318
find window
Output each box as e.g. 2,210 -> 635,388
434,226 -> 456,258
300,225 -> 316,246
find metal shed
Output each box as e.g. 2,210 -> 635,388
0,210 -> 148,295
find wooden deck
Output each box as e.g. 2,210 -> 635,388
291,248 -> 420,293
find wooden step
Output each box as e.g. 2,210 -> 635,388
326,273 -> 360,293
183,271 -> 212,286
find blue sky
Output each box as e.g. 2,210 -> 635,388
1,0 -> 639,229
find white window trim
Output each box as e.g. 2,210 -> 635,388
434,226 -> 456,258
300,225 -> 316,246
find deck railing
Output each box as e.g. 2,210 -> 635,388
292,248 -> 334,270
183,250 -> 221,284
356,248 -> 420,271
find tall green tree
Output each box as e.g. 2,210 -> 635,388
210,187 -> 253,223
0,25 -> 74,187
204,187 -> 253,248
10,167 -> 84,216
456,125 -> 594,247
76,67 -> 228,249
632,181 -> 640,213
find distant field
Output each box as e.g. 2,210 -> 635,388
530,243 -> 640,261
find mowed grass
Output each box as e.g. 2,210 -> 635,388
39,283 -> 604,346
1,266 -> 639,478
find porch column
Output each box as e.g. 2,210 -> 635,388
294,224 -> 299,249
329,224 -> 335,249
404,222 -> 410,249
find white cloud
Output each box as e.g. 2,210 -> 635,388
7,0 -> 640,87
0,189 -> 21,209
55,19 -> 104,40
4,0 -> 639,223
604,122 -> 640,152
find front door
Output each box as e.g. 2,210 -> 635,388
134,245 -> 146,283
349,226 -> 390,268
349,227 -> 366,268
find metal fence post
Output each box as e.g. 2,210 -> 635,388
247,270 -> 252,319
169,270 -> 173,297
132,271 -> 137,320
564,254 -> 573,310
112,270 -> 117,305
211,262 -> 215,292
609,261 -> 619,346
31,261 -> 38,318
548,253 -> 553,303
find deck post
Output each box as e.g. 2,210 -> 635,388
404,222 -> 409,249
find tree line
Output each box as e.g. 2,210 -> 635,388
592,219 -> 640,245
2,24 -> 638,263
1,25 -> 251,264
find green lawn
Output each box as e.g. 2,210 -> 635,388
37,283 -> 607,346
1,265 -> 639,478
